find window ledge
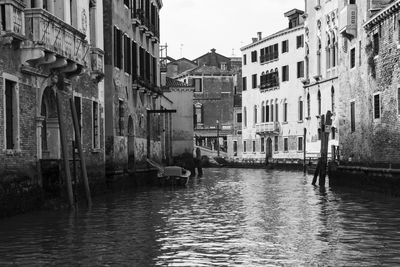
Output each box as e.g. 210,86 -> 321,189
91,148 -> 102,154
298,120 -> 303,123
305,117 -> 311,120
282,121 -> 288,125
260,58 -> 279,65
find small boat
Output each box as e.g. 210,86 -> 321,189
146,159 -> 191,186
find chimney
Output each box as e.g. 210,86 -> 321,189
211,48 -> 216,53
252,38 -> 258,43
257,32 -> 262,40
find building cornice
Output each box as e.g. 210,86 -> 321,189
241,25 -> 304,52
364,0 -> 400,30
303,76 -> 338,89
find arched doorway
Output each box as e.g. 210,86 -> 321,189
128,116 -> 135,170
41,87 -> 60,159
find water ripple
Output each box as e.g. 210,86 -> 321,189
0,168 -> 400,266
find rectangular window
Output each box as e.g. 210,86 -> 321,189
233,141 -> 238,155
299,100 -> 303,121
242,77 -> 247,91
373,33 -> 379,55
274,136 -> 278,151
298,137 -> 303,151
5,80 -> 17,149
243,54 -> 247,65
132,41 -> 138,80
261,137 -> 265,152
1,5 -> 5,31
275,103 -> 279,122
350,101 -> 355,132
282,40 -> 289,53
237,113 -> 242,123
113,27 -> 123,69
124,35 -> 131,74
243,141 -> 247,152
252,74 -> 257,89
194,78 -> 202,92
297,61 -> 304,78
282,65 -> 289,82
251,50 -> 258,62
252,141 -> 256,152
119,100 -> 124,136
350,47 -> 356,68
296,35 -> 304,48
284,138 -> 288,152
92,101 -> 99,149
374,93 -> 380,119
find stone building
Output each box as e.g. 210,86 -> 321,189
337,0 -> 399,164
241,10 -> 306,162
303,0 -> 340,159
103,0 -> 164,176
0,0 -> 104,209
172,49 -> 241,158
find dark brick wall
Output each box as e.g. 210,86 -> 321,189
195,76 -> 234,129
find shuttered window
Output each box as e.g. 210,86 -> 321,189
92,101 -> 99,149
5,80 -> 14,149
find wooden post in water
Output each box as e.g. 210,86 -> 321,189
319,111 -> 332,187
55,89 -> 74,208
70,98 -> 92,207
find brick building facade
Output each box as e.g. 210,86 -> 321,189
0,0 -> 105,214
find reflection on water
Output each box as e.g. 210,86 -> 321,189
1,168 -> 400,266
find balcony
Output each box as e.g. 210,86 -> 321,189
339,4 -> 357,38
0,0 -> 25,44
255,122 -> 280,135
22,8 -> 88,76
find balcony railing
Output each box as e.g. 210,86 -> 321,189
260,52 -> 279,64
0,0 -> 25,41
24,8 -> 88,67
255,122 -> 280,135
339,4 -> 357,38
90,47 -> 104,82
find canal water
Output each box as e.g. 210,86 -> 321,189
1,168 -> 400,266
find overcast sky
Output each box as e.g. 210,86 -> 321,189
160,0 -> 304,60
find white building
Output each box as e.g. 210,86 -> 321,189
241,9 -> 307,162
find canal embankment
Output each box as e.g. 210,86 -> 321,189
329,162 -> 400,197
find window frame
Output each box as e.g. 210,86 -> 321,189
373,92 -> 381,120
3,75 -> 20,151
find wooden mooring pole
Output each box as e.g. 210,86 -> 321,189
70,98 -> 92,207
55,89 -> 74,208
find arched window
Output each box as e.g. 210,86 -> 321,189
266,101 -> 270,123
317,90 -> 321,115
270,99 -> 274,122
331,86 -> 335,113
194,103 -> 203,126
332,33 -> 337,67
261,101 -> 265,122
275,98 -> 279,122
283,99 -> 288,122
326,34 -> 331,69
307,93 -> 311,118
317,37 -> 322,76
